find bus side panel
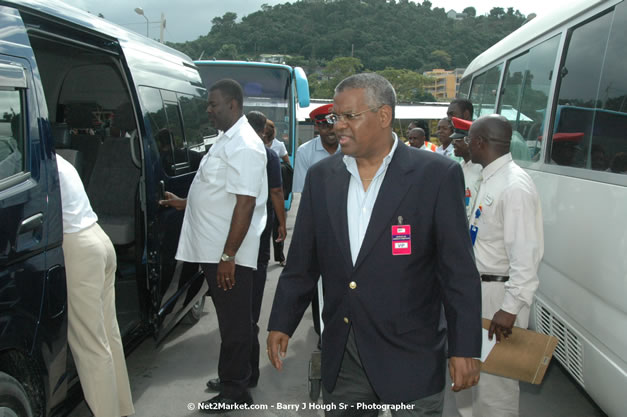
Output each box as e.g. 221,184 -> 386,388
528,170 -> 627,417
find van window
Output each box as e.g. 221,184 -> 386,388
178,93 -> 209,171
470,64 -> 503,119
551,3 -> 627,173
500,35 -> 560,162
0,89 -> 24,182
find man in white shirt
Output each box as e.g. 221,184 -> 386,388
160,79 -> 267,411
57,154 -> 134,417
450,117 -> 483,221
292,103 -> 340,193
264,119 -> 290,165
436,118 -> 462,162
455,114 -> 544,417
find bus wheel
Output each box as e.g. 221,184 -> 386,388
182,296 -> 205,325
0,372 -> 34,417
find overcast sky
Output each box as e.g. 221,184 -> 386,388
62,0 -> 557,44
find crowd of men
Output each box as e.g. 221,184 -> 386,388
61,73 -> 543,417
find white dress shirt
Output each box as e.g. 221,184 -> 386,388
270,138 -> 288,158
436,143 -> 463,163
344,135 -> 398,265
292,135 -> 341,193
57,154 -> 98,234
461,159 -> 483,222
176,116 -> 268,268
471,153 -> 544,315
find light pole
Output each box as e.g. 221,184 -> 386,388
134,7 -> 149,37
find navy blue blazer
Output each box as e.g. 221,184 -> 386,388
268,142 -> 482,403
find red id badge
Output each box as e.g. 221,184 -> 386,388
391,225 -> 411,255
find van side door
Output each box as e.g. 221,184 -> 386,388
0,6 -> 68,412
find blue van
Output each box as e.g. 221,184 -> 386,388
0,1 -> 210,415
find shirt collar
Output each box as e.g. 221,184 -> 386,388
342,133 -> 399,174
222,115 -> 248,140
482,153 -> 512,181
314,135 -> 341,154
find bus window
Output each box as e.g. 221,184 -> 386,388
458,76 -> 472,100
500,35 -> 560,162
469,64 -> 503,119
551,3 -> 627,173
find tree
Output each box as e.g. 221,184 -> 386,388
215,44 -> 238,60
429,50 -> 452,69
463,7 -> 476,17
375,68 -> 431,102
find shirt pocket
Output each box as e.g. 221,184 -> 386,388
199,155 -> 226,184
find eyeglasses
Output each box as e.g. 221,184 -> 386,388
325,105 -> 383,125
463,136 -> 472,144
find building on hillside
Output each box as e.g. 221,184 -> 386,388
446,9 -> 467,20
423,68 -> 465,100
259,54 -> 290,64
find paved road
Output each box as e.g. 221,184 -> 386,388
69,197 -> 607,417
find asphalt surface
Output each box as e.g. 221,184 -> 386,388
68,196 -> 607,417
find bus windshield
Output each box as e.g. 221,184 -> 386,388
196,64 -> 293,154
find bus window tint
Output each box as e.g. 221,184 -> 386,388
500,35 -> 560,162
552,4 -> 627,173
469,65 -> 502,119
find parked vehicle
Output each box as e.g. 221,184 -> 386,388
0,1 -> 210,415
459,1 -> 627,415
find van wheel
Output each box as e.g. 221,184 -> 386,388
182,296 -> 205,325
0,372 -> 34,417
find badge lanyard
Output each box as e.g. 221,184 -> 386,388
469,204 -> 482,246
391,216 -> 411,256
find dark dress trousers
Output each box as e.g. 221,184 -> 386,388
268,143 -> 482,404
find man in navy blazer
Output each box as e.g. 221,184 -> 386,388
267,73 -> 482,416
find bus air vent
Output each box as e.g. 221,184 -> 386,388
535,300 -> 584,387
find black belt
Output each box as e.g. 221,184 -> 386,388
481,275 -> 509,282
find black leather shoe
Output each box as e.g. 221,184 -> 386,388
206,378 -> 257,391
198,393 -> 253,414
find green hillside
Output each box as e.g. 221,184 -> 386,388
168,0 -> 527,99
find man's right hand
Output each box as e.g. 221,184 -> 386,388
267,331 -> 290,371
159,191 -> 186,211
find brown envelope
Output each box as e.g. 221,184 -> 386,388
480,318 -> 559,384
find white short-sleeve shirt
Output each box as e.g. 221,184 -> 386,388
175,116 -> 268,268
56,154 -> 98,234
270,138 -> 288,158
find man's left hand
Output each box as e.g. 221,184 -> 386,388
217,260 -> 235,290
449,357 -> 480,391
488,309 -> 517,342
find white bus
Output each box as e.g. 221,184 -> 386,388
459,1 -> 627,415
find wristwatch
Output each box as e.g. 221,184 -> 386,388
220,253 -> 235,262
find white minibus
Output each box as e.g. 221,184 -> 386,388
459,1 -> 627,415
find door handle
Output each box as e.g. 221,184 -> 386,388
19,213 -> 44,235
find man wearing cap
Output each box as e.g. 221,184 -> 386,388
408,127 -> 437,151
292,103 -> 340,193
451,117 -> 483,221
455,114 -> 544,417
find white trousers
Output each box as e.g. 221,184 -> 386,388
454,282 -> 530,417
63,223 -> 134,417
